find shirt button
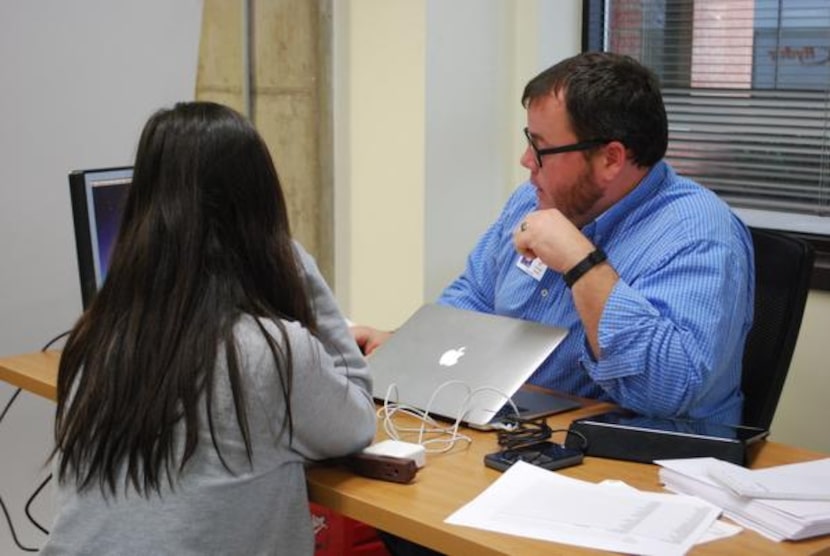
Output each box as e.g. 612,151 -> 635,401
540,289 -> 549,297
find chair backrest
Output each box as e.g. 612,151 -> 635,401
741,227 -> 814,430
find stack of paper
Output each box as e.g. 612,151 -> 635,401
657,457 -> 830,541
446,460 -> 722,555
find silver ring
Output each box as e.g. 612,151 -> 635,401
520,221 -> 528,232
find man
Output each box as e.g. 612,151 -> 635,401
354,52 -> 754,425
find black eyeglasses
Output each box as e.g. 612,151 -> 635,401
523,127 -> 611,167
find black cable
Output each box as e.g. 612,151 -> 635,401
0,328 -> 68,551
555,428 -> 589,453
41,330 -> 70,352
24,475 -> 51,536
27,331 -> 69,538
0,388 -> 21,424
496,417 -> 590,456
0,496 -> 38,552
496,417 -> 553,450
1,388 -> 40,551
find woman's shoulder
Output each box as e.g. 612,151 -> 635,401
234,314 -> 315,351
229,316 -> 322,390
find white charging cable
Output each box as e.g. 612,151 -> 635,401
377,381 -> 520,453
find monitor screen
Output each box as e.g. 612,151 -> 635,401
68,167 -> 132,308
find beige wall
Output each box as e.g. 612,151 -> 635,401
334,0 -> 572,328
334,0 -> 426,328
771,290 -> 830,452
334,0 -> 830,453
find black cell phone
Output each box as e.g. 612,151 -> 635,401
483,441 -> 584,472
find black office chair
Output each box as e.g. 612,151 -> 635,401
741,227 -> 814,430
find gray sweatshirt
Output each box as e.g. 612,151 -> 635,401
40,244 -> 376,556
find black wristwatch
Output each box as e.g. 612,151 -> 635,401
563,248 -> 607,288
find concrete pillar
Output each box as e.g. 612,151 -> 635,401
196,0 -> 334,281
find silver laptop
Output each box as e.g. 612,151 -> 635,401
367,303 -> 580,428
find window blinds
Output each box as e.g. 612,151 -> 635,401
600,0 -> 830,219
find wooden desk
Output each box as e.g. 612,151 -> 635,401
0,350 -> 60,400
4,351 -> 830,555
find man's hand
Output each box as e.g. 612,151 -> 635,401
350,325 -> 393,356
513,209 -> 595,272
513,208 -> 619,359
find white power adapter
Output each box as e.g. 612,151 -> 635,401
361,440 -> 426,468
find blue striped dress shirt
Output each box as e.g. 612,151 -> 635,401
438,161 -> 754,424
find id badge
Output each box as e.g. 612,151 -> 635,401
516,255 -> 547,281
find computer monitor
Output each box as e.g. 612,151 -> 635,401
68,167 -> 133,308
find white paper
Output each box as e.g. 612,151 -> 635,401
598,478 -> 742,545
656,457 -> 830,541
658,458 -> 830,519
697,519 -> 743,544
445,461 -> 720,556
707,457 -> 830,501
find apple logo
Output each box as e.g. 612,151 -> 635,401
439,346 -> 466,367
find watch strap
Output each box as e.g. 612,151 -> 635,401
563,248 -> 607,288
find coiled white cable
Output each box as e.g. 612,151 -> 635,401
376,382 -> 520,453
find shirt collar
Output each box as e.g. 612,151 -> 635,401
583,160 -> 669,242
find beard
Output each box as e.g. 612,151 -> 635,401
540,165 -> 603,225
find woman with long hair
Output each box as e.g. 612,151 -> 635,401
41,101 -> 376,555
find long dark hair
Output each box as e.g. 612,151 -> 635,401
522,51 -> 668,167
53,101 -> 316,495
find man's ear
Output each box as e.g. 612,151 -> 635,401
605,141 -> 628,172
595,140 -> 628,180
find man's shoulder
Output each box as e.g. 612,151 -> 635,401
624,165 -> 749,252
501,181 -> 538,213
661,164 -> 727,206
649,166 -> 737,224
